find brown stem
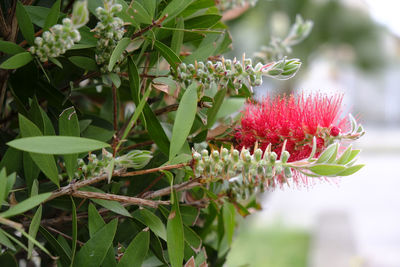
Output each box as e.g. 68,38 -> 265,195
46,226 -> 84,246
137,173 -> 165,198
117,163 -> 188,177
130,14 -> 168,40
142,178 -> 202,199
118,140 -> 154,152
71,190 -> 169,208
154,103 -> 179,116
19,29 -> 43,47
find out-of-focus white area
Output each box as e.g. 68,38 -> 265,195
364,0 -> 400,37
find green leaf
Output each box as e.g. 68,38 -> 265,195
71,198 -> 78,264
153,40 -> 182,70
132,208 -> 167,241
82,187 -> 132,218
0,193 -> 51,218
108,37 -> 130,71
0,41 -> 25,55
336,164 -> 365,176
335,145 -> 352,165
73,219 -> 118,267
16,1 -> 35,45
167,191 -> 184,267
43,0 -> 60,30
59,107 -> 80,180
169,83 -> 198,160
0,148 -> 22,174
185,14 -> 221,29
117,230 -> 150,267
143,0 -> 156,17
128,2 -> 152,24
127,57 -> 170,155
183,226 -> 201,251
0,169 -> 7,205
346,149 -> 361,164
28,205 -> 42,259
184,33 -> 222,64
222,201 -> 235,245
0,52 -> 33,69
38,226 -> 71,266
207,87 -> 226,128
8,136 -> 110,155
88,203 -> 105,237
25,6 -> 49,27
0,229 -> 16,251
69,56 -> 98,71
171,17 -> 184,54
326,143 -> 339,163
309,164 -> 347,176
316,143 -> 337,164
161,0 -> 193,23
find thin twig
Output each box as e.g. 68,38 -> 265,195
71,190 -> 169,208
117,163 -> 189,177
118,140 -> 154,152
130,14 -> 168,40
46,226 -> 84,246
143,178 -> 202,199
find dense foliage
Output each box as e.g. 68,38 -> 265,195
0,0 -> 364,266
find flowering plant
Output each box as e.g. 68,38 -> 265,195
0,0 -> 363,266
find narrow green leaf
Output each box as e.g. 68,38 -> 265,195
0,169 -> 7,205
6,173 -> 16,197
132,208 -> 167,241
171,17 -> 184,54
0,52 -> 33,69
24,6 -> 49,27
0,40 -> 25,55
185,14 -> 221,29
88,203 -> 105,237
0,193 -> 51,218
222,202 -> 235,245
28,205 -> 42,259
127,57 -> 170,155
184,225 -> 201,251
143,0 -> 156,17
207,87 -> 226,128
0,147 -> 23,174
8,136 -> 110,155
153,40 -> 182,70
316,143 -> 338,163
71,198 -> 77,264
38,226 -> 71,266
345,149 -> 361,165
43,0 -> 60,30
161,0 -> 193,23
326,143 -> 339,163
73,219 -> 118,267
108,37 -> 130,72
69,56 -> 98,71
167,191 -> 184,267
128,2 -> 152,24
59,107 -> 80,180
117,230 -> 149,267
18,114 -> 59,186
336,164 -> 365,176
0,229 -> 16,251
169,83 -> 198,160
183,33 -> 223,64
309,164 -> 347,176
16,1 -> 35,45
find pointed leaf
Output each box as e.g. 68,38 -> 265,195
117,230 -> 149,267
167,191 -> 184,267
336,164 -> 365,176
73,219 -> 118,267
108,37 -> 130,72
38,226 -> 71,266
309,164 -> 347,176
0,229 -> 16,251
0,169 -> 7,205
28,205 -> 42,259
43,0 -> 60,30
153,40 -> 182,70
207,87 -> 226,128
16,1 -> 35,45
0,40 -> 25,55
132,208 -> 167,241
8,136 -> 110,155
69,56 -> 98,71
0,52 -> 33,69
169,83 -> 198,160
0,193 -> 51,218
316,143 -> 337,163
171,17 -> 184,54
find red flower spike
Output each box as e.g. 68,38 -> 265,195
234,93 -> 349,162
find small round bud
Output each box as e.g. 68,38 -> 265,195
281,151 -> 290,163
254,149 -> 263,162
201,149 -> 209,158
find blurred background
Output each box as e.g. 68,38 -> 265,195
223,0 -> 400,266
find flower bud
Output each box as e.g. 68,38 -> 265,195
280,151 -> 290,163
71,0 -> 89,28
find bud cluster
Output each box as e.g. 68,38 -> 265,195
30,1 -> 89,62
254,15 -> 313,62
93,0 -> 125,72
217,0 -> 259,11
192,146 -> 291,189
174,57 -> 301,93
30,18 -> 81,62
74,149 -> 152,179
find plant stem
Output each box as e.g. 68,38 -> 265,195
112,83 -> 119,156
71,190 -> 169,208
117,163 -> 189,177
130,14 -> 168,40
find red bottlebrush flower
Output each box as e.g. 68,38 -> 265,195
234,93 -> 349,162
